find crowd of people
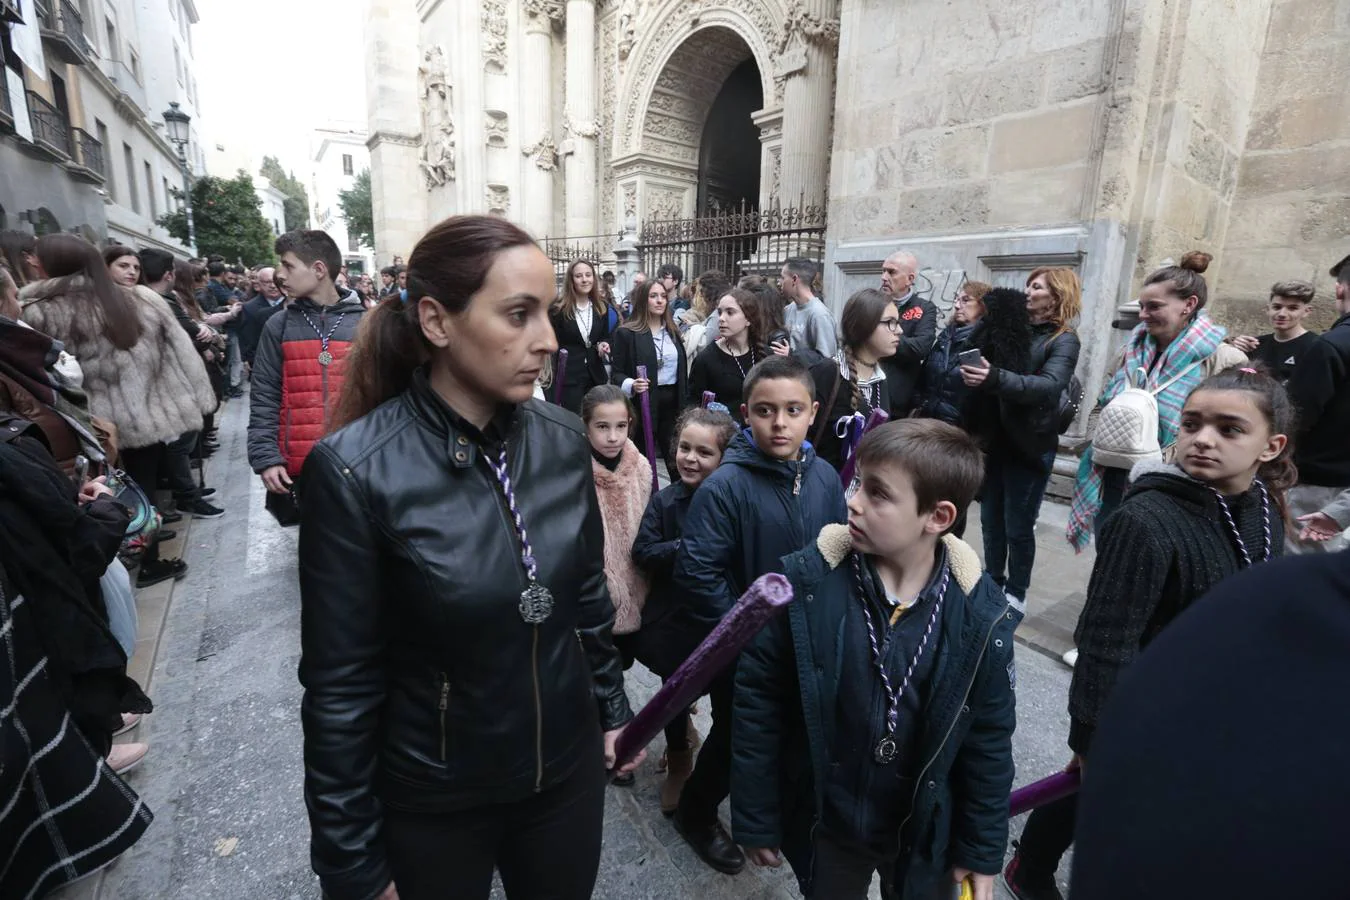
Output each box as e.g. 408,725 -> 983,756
2,209 -> 1347,900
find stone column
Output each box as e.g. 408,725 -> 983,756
520,2 -> 560,237
563,0 -> 598,237
364,0 -> 426,262
777,0 -> 839,211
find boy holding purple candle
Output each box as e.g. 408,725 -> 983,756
672,354 -> 846,874
731,419 -> 1018,900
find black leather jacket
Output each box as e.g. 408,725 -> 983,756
297,369 -> 633,900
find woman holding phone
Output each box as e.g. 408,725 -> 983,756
960,271 -> 1082,604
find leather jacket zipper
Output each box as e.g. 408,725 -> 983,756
897,610 -> 1002,839
438,673 -> 450,762
532,626 -> 543,791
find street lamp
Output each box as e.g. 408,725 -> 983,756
162,101 -> 196,250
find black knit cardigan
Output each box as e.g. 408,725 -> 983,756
1068,461 -> 1285,753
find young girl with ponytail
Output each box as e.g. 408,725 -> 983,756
1005,365 -> 1293,900
808,288 -> 901,470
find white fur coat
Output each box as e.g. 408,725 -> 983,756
591,440 -> 652,635
19,279 -> 217,450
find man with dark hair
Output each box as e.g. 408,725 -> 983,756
248,230 -> 366,525
659,263 -> 686,314
1285,254 -> 1350,553
780,256 -> 836,359
379,265 -> 398,298
878,251 -> 938,418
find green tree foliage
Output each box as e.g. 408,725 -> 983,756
337,168 -> 375,250
260,155 -> 311,232
158,171 -> 275,265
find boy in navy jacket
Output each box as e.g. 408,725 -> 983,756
732,419 -> 1018,900
672,355 -> 847,874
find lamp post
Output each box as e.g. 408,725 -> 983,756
161,101 -> 195,250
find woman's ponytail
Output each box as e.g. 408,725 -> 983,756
331,293 -> 429,431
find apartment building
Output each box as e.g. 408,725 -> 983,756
0,0 -> 203,255
310,124 -> 372,274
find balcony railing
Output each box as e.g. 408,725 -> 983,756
102,57 -> 147,115
35,0 -> 91,64
26,90 -> 70,158
68,126 -> 105,183
0,68 -> 12,134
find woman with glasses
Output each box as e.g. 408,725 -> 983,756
808,288 -> 901,470
913,281 -> 993,426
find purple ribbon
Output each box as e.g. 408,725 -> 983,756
552,348 -> 568,406
838,408 -> 890,487
636,365 -> 659,493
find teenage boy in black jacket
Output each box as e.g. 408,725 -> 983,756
673,354 -> 847,875
733,419 -> 1017,900
1286,254 -> 1350,553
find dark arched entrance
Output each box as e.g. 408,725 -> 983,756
697,58 -> 763,215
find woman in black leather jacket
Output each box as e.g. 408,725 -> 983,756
960,269 -> 1082,604
298,215 -> 640,900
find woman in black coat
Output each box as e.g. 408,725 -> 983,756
610,279 -> 687,476
960,270 -> 1082,603
548,259 -> 615,414
299,217 -> 639,900
913,280 -> 992,426
808,288 -> 898,470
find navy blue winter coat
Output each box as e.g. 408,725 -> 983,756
731,526 -> 1019,898
673,430 -> 847,630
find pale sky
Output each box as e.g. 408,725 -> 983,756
193,0 -> 367,178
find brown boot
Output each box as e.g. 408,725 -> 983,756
660,744 -> 696,815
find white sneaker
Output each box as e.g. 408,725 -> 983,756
1062,647 -> 1079,668
114,712 -> 142,736
107,742 -> 148,775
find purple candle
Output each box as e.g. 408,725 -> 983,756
701,391 -> 716,409
837,408 -> 890,487
552,348 -> 568,406
636,364 -> 659,493
1008,769 -> 1082,818
611,573 -> 793,771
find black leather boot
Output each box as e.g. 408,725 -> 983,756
672,808 -> 745,875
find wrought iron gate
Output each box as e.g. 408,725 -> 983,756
636,201 -> 826,281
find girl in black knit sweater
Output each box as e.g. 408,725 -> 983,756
1004,365 -> 1295,900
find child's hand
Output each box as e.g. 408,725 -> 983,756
951,870 -> 994,900
1297,511 -> 1345,542
1229,334 -> 1260,353
745,847 -> 782,867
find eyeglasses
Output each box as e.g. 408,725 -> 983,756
879,319 -> 902,333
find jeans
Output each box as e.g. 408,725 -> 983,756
164,430 -> 200,506
807,831 -> 897,899
382,750 -> 606,900
1014,791 -> 1077,885
677,666 -> 734,827
981,451 -> 1055,601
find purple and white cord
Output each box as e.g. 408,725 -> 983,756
484,445 -> 540,581
1210,477 -> 1271,568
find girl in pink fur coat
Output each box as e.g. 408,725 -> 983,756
583,385 -> 652,640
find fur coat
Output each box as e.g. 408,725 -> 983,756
19,279 -> 216,450
592,440 -> 651,635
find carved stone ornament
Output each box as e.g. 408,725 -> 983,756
486,184 -> 511,214
521,0 -> 565,21
622,183 -> 637,219
485,110 -> 510,147
419,44 -> 456,187
565,108 -> 601,140
482,0 -> 508,71
779,0 -> 840,54
617,0 -> 640,60
647,188 -> 684,221
522,134 -> 559,170
420,121 -> 457,187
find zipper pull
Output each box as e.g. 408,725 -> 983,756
438,674 -> 450,711
793,459 -> 803,496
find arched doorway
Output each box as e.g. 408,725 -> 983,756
697,58 -> 763,215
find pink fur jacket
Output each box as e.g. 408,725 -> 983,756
592,440 -> 652,635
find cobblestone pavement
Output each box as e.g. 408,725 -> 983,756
53,396 -> 1079,899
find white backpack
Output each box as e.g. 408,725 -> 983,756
1091,361 -> 1204,469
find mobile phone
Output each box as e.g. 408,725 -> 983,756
74,454 -> 89,486
956,348 -> 985,367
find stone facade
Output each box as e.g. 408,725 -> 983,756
368,0 -> 1345,390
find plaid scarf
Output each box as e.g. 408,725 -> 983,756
1066,314 -> 1227,550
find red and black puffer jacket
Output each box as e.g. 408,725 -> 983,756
246,292 -> 366,477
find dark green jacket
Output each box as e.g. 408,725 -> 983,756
731,525 -> 1019,898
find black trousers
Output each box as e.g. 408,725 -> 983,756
383,753 -> 606,900
164,431 -> 200,505
677,666 -> 734,827
614,631 -> 692,752
118,443 -> 163,565
808,831 -> 898,900
1015,792 -> 1077,883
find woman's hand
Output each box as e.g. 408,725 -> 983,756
603,727 -> 646,775
375,882 -> 400,900
951,870 -> 995,900
195,324 -> 214,343
632,376 -> 650,394
78,476 -> 113,505
597,341 -> 611,359
1297,511 -> 1345,542
959,360 -> 991,387
770,340 -> 790,357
